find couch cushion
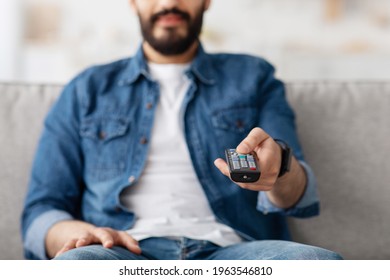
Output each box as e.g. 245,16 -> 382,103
286,81 -> 390,260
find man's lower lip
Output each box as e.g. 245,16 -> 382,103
156,15 -> 185,25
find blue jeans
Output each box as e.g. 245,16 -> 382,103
54,237 -> 343,260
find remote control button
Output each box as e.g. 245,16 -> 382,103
249,162 -> 256,168
233,161 -> 240,170
250,167 -> 257,170
240,161 -> 248,168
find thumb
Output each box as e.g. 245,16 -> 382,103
214,158 -> 230,177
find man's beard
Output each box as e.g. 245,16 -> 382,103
139,7 -> 204,56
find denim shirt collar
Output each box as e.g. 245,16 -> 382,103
119,42 -> 216,86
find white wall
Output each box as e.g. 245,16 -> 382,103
0,0 -> 23,80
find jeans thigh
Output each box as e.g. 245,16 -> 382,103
54,245 -> 148,260
207,240 -> 343,260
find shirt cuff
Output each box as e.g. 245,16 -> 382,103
24,210 -> 73,260
256,160 -> 319,216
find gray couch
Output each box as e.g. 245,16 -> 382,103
1,81 -> 389,260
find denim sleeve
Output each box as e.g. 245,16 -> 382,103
255,60 -> 319,218
23,210 -> 73,260
256,160 -> 320,217
21,76 -> 85,259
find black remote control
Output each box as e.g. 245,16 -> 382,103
225,149 -> 261,183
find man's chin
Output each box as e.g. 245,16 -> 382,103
153,27 -> 187,41
144,25 -> 199,55
149,34 -> 193,55
148,42 -> 192,56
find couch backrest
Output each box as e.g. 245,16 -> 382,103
286,82 -> 390,260
0,83 -> 62,260
0,81 -> 389,259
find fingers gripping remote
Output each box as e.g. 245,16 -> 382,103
225,149 -> 261,183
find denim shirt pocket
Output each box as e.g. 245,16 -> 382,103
80,116 -> 130,181
211,106 -> 259,147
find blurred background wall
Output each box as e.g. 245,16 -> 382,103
1,0 -> 390,83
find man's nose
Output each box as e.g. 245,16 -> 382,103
158,0 -> 180,10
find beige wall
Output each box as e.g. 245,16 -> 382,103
1,0 -> 390,83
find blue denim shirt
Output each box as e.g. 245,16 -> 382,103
22,44 -> 319,259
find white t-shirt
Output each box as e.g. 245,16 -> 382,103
120,62 -> 242,246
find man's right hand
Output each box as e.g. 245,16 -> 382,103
45,220 -> 142,258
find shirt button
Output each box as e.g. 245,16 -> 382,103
235,120 -> 244,129
140,137 -> 148,145
146,103 -> 153,109
128,176 -> 135,183
99,131 -> 106,140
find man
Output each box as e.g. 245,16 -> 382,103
21,0 -> 342,260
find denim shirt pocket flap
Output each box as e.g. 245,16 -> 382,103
80,117 -> 130,142
211,106 -> 258,133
